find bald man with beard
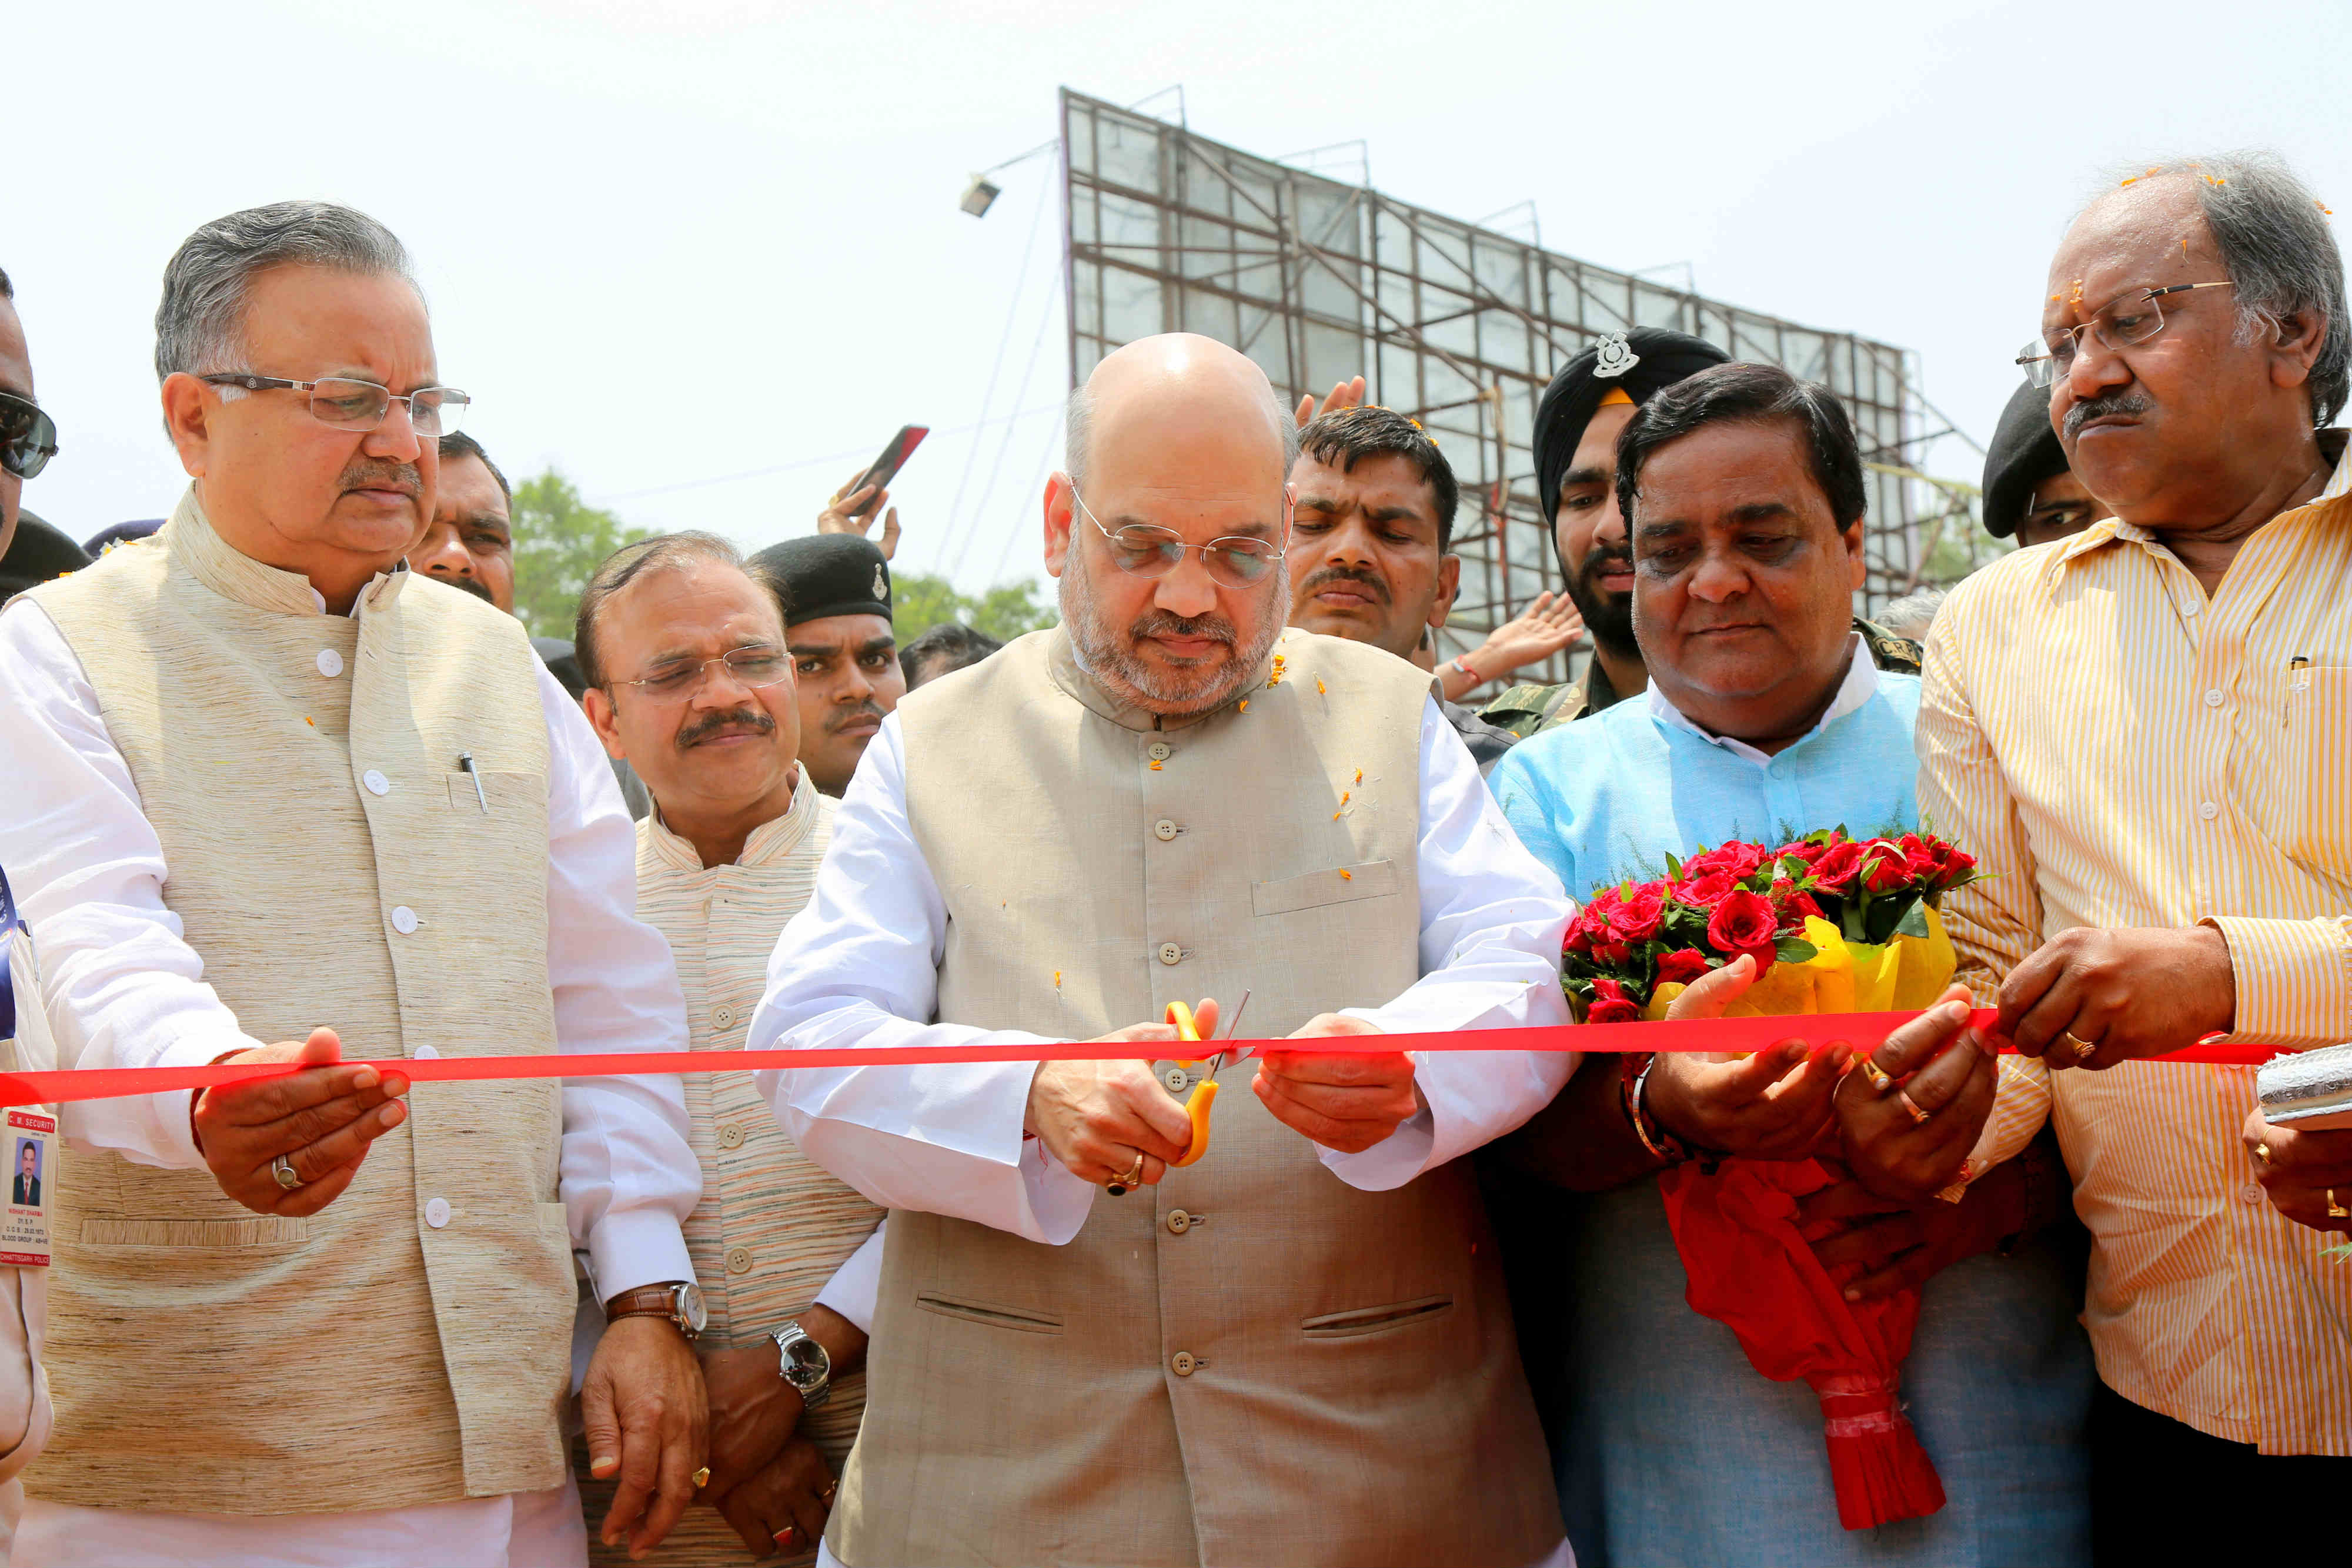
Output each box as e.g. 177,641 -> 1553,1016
751,333 -> 1576,1568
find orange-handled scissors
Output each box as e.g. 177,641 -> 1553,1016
1165,990 -> 1248,1169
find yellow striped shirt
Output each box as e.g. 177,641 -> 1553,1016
583,770 -> 884,1564
1917,436 -> 2352,1455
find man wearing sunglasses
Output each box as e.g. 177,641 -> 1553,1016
0,202 -> 708,1566
1924,154 -> 2352,1564
753,333 -> 1576,1568
0,265 -> 59,571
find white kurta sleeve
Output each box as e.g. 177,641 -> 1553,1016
534,662 -> 700,1300
811,1220 -> 886,1335
0,600 -> 253,1169
1323,700 -> 1577,1191
750,719 -> 1097,1246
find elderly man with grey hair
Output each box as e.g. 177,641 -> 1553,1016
0,202 -> 709,1566
751,332 -> 1576,1568
1922,152 -> 2352,1566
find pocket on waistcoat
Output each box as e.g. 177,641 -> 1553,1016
78,1216 -> 311,1251
443,770 -> 545,814
914,1292 -> 1065,1335
1299,1293 -> 1453,1339
1251,859 -> 1401,917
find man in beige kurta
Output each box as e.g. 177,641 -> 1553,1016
754,335 -> 1578,1568
573,533 -> 885,1563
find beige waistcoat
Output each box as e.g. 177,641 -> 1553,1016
581,774 -> 881,1567
24,492 -> 574,1513
831,628 -> 1559,1568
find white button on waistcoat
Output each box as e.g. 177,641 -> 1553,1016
413,1044 -> 440,1061
391,905 -> 420,934
425,1197 -> 452,1228
315,648 -> 343,678
363,770 -> 390,795
712,1004 -> 737,1028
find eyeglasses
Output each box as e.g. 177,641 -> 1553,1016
2016,282 -> 2236,387
0,391 -> 58,480
197,372 -> 471,437
1070,483 -> 1284,589
609,645 -> 793,700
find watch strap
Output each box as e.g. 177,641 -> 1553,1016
607,1284 -> 694,1337
772,1320 -> 833,1410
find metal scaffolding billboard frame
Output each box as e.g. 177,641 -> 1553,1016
1059,87 -> 1963,691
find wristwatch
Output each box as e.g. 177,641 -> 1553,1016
771,1319 -> 833,1410
606,1281 -> 708,1341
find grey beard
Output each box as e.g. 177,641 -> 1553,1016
1060,557 -> 1288,718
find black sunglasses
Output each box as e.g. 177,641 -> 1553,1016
0,391 -> 57,480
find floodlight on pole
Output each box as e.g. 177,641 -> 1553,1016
957,133 -> 1061,218
960,175 -> 1003,217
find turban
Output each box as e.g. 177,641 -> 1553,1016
1979,380 -> 2071,539
1533,328 -> 1730,525
749,533 -> 893,627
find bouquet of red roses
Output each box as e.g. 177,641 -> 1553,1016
1562,827 -> 1980,1532
1561,828 -> 1979,1025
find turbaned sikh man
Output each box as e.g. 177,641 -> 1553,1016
0,202 -> 707,1565
751,333 -> 1577,1568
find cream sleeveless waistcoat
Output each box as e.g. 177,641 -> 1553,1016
831,627 -> 1559,1568
23,492 -> 574,1513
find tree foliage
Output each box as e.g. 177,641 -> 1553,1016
509,469 -> 654,640
891,570 -> 1059,643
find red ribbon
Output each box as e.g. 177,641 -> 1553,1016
0,1007 -> 2276,1109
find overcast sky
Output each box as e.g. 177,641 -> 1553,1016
14,1 -> 2351,592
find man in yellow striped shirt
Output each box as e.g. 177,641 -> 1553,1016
1919,153 -> 2351,1564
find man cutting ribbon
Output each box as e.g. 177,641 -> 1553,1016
750,332 -> 1578,1568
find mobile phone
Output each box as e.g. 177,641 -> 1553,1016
843,425 -> 929,519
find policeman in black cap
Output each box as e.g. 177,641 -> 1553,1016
1982,379 -> 2105,548
1483,327 -> 1921,739
747,532 -> 903,797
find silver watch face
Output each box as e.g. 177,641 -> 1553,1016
673,1282 -> 709,1336
779,1326 -> 830,1388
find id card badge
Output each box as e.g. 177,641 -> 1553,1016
1,1110 -> 52,1268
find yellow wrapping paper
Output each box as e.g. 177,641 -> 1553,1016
1633,908 -> 1956,1022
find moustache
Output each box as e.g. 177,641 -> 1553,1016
1131,610 -> 1240,648
676,707 -> 775,748
824,701 -> 885,735
1577,545 -> 1633,593
1299,564 -> 1390,605
339,459 -> 422,498
2063,390 -> 2153,440
436,573 -> 496,605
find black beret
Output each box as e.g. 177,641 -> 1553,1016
1980,380 -> 2071,539
1534,328 -> 1730,526
84,518 -> 164,557
747,534 -> 892,627
0,510 -> 93,604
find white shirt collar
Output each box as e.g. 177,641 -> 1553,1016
1645,631 -> 1877,765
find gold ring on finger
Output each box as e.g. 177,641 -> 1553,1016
2057,1030 -> 2093,1064
1859,1058 -> 1896,1095
2329,1188 -> 2349,1220
1897,1090 -> 1932,1126
2254,1142 -> 2271,1165
1105,1152 -> 1145,1196
820,1481 -> 838,1504
691,1466 -> 710,1489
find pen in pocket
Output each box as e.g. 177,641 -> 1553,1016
457,750 -> 489,813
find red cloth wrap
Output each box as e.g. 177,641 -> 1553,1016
1658,1156 -> 1947,1531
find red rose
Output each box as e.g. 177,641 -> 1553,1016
1654,948 -> 1711,985
1706,888 -> 1780,969
1860,839 -> 1911,894
1610,887 -> 1668,944
1775,839 -> 1828,866
1674,870 -> 1738,908
1769,879 -> 1823,924
1563,922 -> 1593,957
1809,840 -> 1865,894
1587,977 -> 1642,1024
1940,845 -> 1977,880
